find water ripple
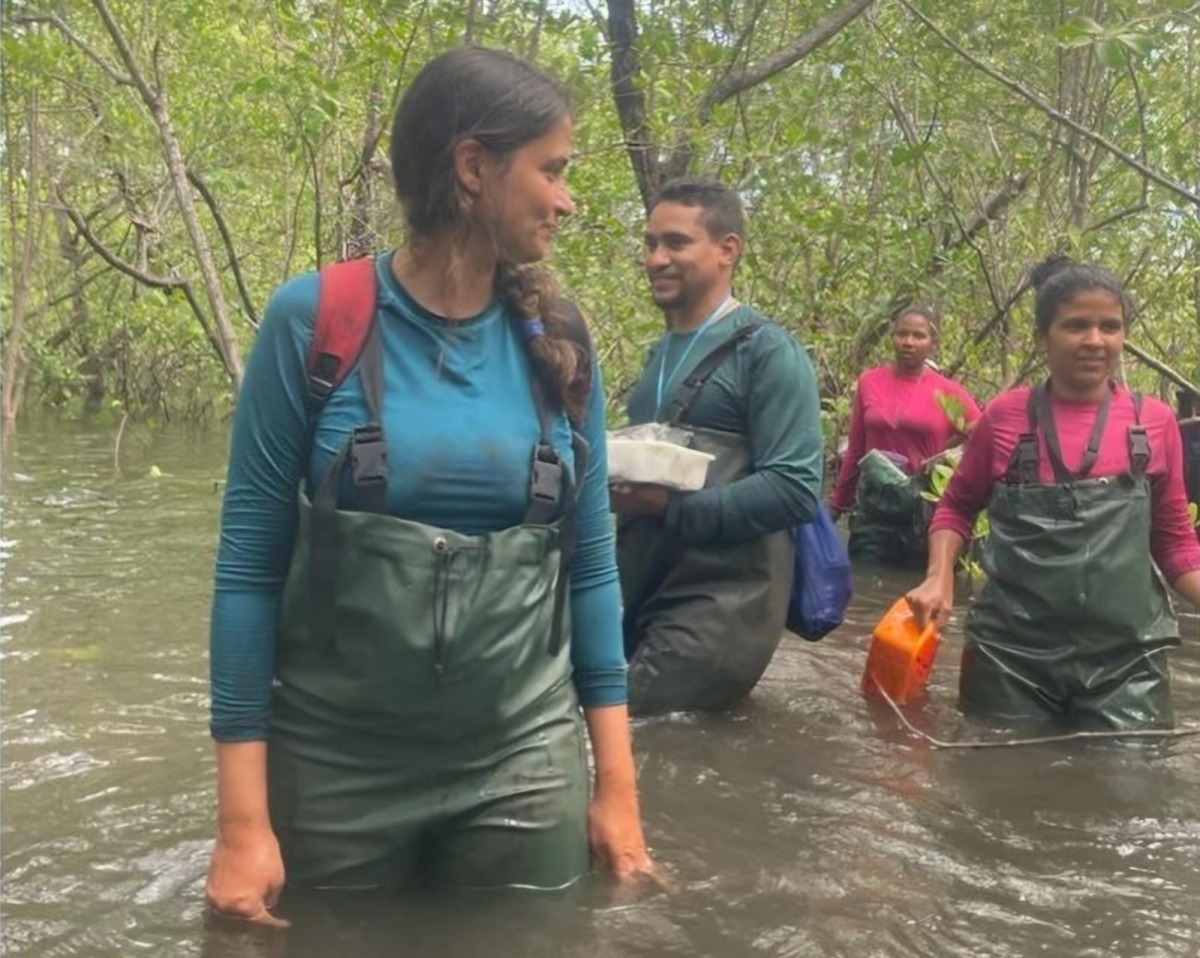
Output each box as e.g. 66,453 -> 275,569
1,425 -> 1197,957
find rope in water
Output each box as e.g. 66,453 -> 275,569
874,681 -> 1200,748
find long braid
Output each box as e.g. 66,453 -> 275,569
495,262 -> 592,424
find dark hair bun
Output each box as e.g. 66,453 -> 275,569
1030,254 -> 1075,290
1029,255 -> 1131,333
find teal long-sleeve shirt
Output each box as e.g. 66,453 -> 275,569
209,252 -> 627,742
626,305 -> 824,544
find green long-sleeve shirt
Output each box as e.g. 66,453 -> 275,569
626,304 -> 824,545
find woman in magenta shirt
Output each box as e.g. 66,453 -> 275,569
831,306 -> 981,567
908,258 -> 1200,730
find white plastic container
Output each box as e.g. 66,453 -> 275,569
607,435 -> 714,491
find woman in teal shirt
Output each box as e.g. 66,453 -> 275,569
205,48 -> 650,919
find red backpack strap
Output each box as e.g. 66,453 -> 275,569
306,257 -> 378,408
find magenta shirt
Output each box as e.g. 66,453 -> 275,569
831,365 -> 982,512
930,385 -> 1200,583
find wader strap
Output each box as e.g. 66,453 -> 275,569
309,443 -> 352,654
1183,416 -> 1200,505
1129,391 -> 1150,478
548,431 -> 590,656
1032,380 -> 1111,483
307,320 -> 388,653
664,322 -> 763,426
1001,386 -> 1041,483
523,378 -> 566,526
518,374 -> 579,653
349,320 -> 388,514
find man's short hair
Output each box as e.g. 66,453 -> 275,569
648,177 -> 746,242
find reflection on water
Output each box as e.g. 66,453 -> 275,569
3,423 -> 1199,958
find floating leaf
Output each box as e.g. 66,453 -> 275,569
60,642 -> 104,662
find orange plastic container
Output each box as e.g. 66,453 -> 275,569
861,598 -> 941,704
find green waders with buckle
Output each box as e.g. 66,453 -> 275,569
847,450 -> 931,569
962,384 -> 1180,730
619,324 -> 794,716
269,318 -> 591,890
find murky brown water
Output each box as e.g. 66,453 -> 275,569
3,422 -> 1198,958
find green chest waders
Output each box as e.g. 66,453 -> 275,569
619,324 -> 794,716
268,318 -> 591,890
847,450 -> 930,569
962,384 -> 1180,730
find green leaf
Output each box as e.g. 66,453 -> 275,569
1097,39 -> 1128,70
973,511 -> 990,538
1054,15 -> 1104,45
1117,32 -> 1152,58
316,92 -> 341,119
935,391 -> 968,432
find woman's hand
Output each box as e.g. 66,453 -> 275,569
205,823 -> 289,928
905,573 -> 954,632
588,784 -> 653,880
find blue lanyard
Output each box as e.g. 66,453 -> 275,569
655,296 -> 736,416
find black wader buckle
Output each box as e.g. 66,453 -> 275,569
1129,426 -> 1151,474
1011,431 -> 1039,484
351,423 -> 388,488
528,443 -> 563,523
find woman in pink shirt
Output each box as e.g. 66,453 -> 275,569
831,306 -> 981,567
907,258 -> 1200,730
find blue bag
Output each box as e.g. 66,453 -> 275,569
787,506 -> 852,640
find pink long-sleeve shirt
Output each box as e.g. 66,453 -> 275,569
831,365 -> 981,512
930,385 -> 1200,583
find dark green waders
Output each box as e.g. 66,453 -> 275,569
847,450 -> 930,569
269,320 -> 591,890
962,385 -> 1181,730
618,325 -> 794,716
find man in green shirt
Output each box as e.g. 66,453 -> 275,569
611,178 -> 825,715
